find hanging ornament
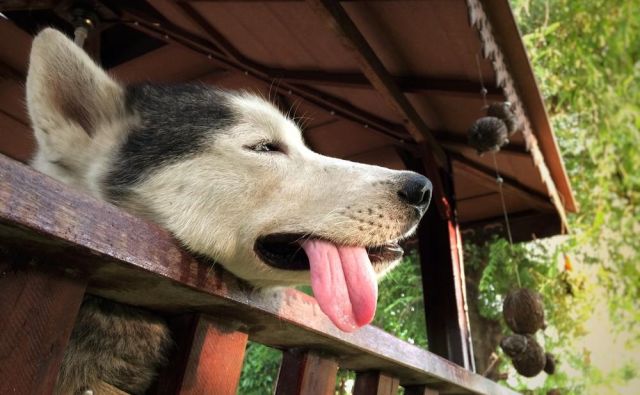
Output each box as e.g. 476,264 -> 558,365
502,288 -> 545,334
487,101 -> 520,135
467,116 -> 509,154
543,352 -> 556,375
500,334 -> 546,377
467,101 -> 520,154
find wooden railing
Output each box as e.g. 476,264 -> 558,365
0,154 -> 517,395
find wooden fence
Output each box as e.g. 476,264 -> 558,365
0,153 -> 517,395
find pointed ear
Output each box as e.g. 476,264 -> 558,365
26,28 -> 124,136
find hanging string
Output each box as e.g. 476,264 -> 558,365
491,152 -> 521,287
476,50 -> 522,288
475,53 -> 489,108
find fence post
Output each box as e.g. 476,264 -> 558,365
353,371 -> 400,395
152,314 -> 248,395
275,350 -> 338,395
405,385 -> 440,395
0,255 -> 87,395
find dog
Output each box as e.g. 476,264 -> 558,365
26,28 -> 432,394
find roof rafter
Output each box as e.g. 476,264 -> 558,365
120,5 -> 412,144
306,0 -> 447,166
266,69 -> 503,98
450,152 -> 552,212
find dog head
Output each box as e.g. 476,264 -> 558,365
27,29 -> 432,331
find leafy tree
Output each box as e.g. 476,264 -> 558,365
464,1 -> 640,393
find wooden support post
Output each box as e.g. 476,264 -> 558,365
275,350 -> 338,395
152,314 -> 248,395
418,164 -> 475,370
353,371 -> 399,395
404,386 -> 439,395
0,255 -> 87,395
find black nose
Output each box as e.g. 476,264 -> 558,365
398,173 -> 432,209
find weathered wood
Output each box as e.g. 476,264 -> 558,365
184,318 -> 247,394
306,0 -> 446,166
161,315 -> 248,395
263,69 -> 502,98
418,166 -> 474,370
121,6 -> 411,144
404,386 -> 439,395
275,350 -> 338,395
0,154 -> 517,395
450,152 -> 552,212
0,254 -> 87,395
353,371 -> 399,395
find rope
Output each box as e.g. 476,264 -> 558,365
491,152 -> 521,287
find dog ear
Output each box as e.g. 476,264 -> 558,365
26,28 -> 124,137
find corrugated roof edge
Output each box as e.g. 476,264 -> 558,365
468,0 -> 577,214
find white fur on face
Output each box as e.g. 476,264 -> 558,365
131,94 -> 422,286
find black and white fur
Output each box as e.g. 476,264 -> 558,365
27,29 -> 431,394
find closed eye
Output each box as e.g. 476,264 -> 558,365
246,141 -> 285,154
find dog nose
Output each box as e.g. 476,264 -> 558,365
398,173 -> 432,209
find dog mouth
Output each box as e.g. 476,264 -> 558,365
254,233 -> 404,271
254,233 -> 404,332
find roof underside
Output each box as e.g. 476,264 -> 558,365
0,0 -> 575,242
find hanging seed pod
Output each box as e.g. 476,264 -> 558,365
500,334 -> 546,377
544,352 -> 556,375
503,288 -> 545,334
487,102 -> 520,135
467,116 -> 509,154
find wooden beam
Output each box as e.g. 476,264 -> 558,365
266,69 -> 503,98
450,152 -> 552,211
353,371 -> 400,395
417,183 -> 475,370
437,134 -> 529,157
275,350 -> 338,395
0,0 -> 56,12
306,0 -> 446,165
0,62 -> 23,82
0,253 -> 87,395
0,154 -> 518,395
460,210 -> 562,244
122,8 -> 411,143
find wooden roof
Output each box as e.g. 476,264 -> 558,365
0,0 -> 575,242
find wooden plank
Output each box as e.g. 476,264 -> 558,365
152,315 -> 248,395
0,253 -> 87,395
417,166 -> 474,370
353,371 -> 399,395
405,386 -> 439,395
121,6 -> 411,144
460,210 -> 561,244
275,350 -> 338,395
0,154 -> 518,395
450,152 -> 552,212
306,0 -> 446,165
264,69 -> 503,98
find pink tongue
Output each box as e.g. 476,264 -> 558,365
301,239 -> 378,332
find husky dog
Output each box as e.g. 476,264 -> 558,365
27,29 -> 432,394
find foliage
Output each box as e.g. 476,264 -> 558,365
372,251 -> 428,348
461,0 -> 640,393
511,0 -> 640,332
238,342 -> 281,395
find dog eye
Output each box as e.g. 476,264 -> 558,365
248,141 -> 283,154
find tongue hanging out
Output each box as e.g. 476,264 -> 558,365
301,239 -> 378,332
